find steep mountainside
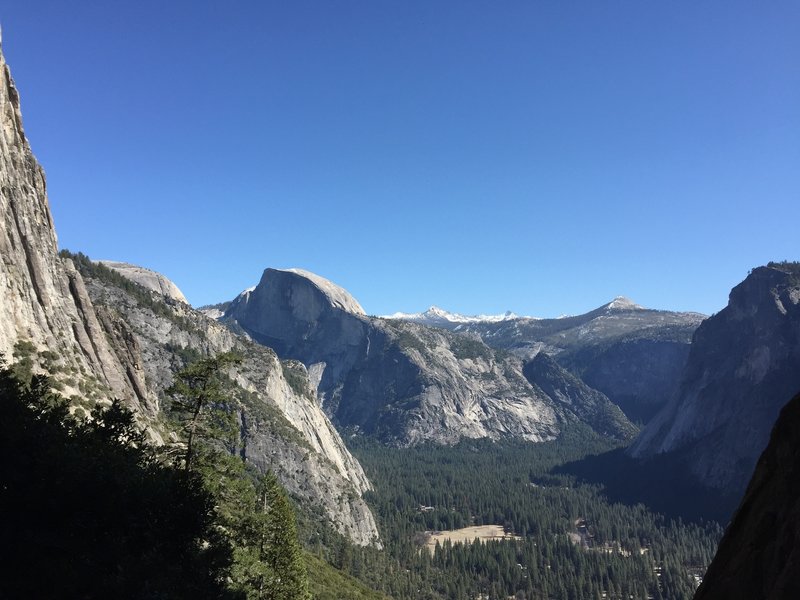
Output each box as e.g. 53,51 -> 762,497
630,264 -> 800,497
693,392 -> 800,600
391,298 -> 705,423
220,268 -> 636,445
0,41 -> 378,547
70,256 -> 382,546
523,353 -> 638,441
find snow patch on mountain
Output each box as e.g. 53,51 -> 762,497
605,296 -> 644,311
385,297 -> 647,326
383,305 -> 536,325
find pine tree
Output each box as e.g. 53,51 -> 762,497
261,472 -> 311,600
167,353 -> 310,599
167,351 -> 242,471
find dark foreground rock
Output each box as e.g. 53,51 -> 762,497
694,391 -> 800,600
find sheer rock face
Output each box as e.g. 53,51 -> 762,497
0,42 -> 153,416
630,265 -> 800,496
222,268 -> 636,446
97,261 -> 189,304
693,392 -> 800,600
0,43 -> 379,547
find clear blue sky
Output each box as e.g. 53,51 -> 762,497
2,1 -> 798,316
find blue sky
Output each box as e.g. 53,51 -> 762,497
2,1 -> 798,316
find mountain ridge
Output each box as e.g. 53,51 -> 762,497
382,296 -> 651,327
219,266 -> 638,445
379,293 -> 705,423
383,305 -> 529,325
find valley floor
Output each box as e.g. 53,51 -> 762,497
328,429 -> 723,600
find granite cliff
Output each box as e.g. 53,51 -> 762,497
630,264 -> 800,498
72,257 -> 380,545
0,39 -> 152,417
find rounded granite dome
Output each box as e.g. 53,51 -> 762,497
96,261 -> 188,304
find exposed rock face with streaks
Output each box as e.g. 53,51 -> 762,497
0,40 -> 153,417
221,268 -> 637,445
630,264 -> 800,498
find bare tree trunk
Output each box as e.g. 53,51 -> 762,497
184,380 -> 208,472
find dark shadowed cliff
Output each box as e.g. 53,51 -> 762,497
693,391 -> 800,600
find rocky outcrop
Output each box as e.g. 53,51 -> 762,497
97,260 -> 188,304
392,297 -> 704,423
372,319 -> 561,445
79,265 -> 380,546
523,353 -> 638,442
630,264 -> 800,497
693,392 -> 800,600
222,268 -> 637,445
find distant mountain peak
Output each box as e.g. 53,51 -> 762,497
386,298 -> 648,326
384,305 -> 531,324
604,296 -> 644,311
